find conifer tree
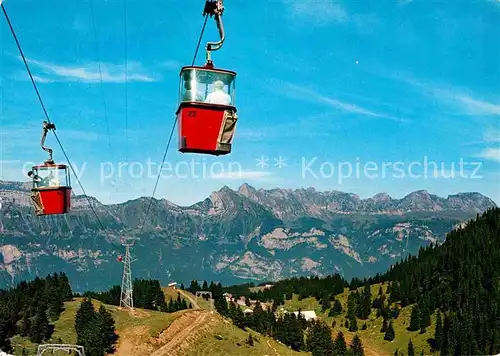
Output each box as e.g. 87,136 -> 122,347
306,319 -> 334,356
97,305 -> 117,353
321,293 -> 331,312
409,304 -> 420,331
381,318 -> 388,333
334,299 -> 343,314
408,339 -> 415,356
75,298 -> 95,337
334,331 -> 347,355
58,272 -> 73,300
384,320 -> 395,341
419,299 -> 431,332
29,304 -> 50,343
20,311 -> 31,337
349,313 -> 358,332
434,310 -> 443,351
350,335 -> 364,356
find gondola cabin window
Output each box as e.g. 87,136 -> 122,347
31,165 -> 70,189
179,67 -> 236,106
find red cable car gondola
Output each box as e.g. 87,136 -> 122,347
177,0 -> 238,156
27,121 -> 72,216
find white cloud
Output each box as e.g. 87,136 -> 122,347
210,170 -> 276,181
159,60 -> 182,70
455,94 -> 500,116
477,148 -> 500,162
18,58 -> 160,83
282,0 -> 347,25
278,81 -> 407,122
390,73 -> 500,116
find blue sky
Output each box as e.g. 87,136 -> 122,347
0,0 -> 499,206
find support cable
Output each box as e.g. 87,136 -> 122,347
124,0 -> 129,163
1,3 -> 110,237
89,0 -> 114,161
138,13 -> 209,235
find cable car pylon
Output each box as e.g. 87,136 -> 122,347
119,238 -> 135,310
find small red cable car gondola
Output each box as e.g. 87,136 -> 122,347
177,0 -> 238,156
27,121 -> 72,216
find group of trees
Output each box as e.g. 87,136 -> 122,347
214,295 -> 365,355
185,279 -> 224,297
75,298 -> 117,356
307,320 -> 364,356
379,207 -> 500,354
0,272 -> 73,352
166,292 -> 192,312
86,278 -> 191,313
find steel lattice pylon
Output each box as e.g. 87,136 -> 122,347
120,240 -> 135,310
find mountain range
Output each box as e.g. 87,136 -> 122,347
0,179 -> 496,292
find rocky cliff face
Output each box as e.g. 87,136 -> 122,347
0,180 -> 496,292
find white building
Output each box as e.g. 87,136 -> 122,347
167,282 -> 177,289
292,310 -> 317,321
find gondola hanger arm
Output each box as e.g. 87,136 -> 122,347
40,120 -> 56,164
203,0 -> 225,66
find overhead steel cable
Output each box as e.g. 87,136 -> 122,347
124,0 -> 129,164
1,3 -> 111,238
89,0 -> 114,162
138,13 -> 209,235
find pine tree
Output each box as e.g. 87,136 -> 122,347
384,320 -> 395,341
58,272 -> 73,300
20,311 -> 31,337
349,313 -> 358,332
306,319 -> 334,356
97,305 -> 117,353
409,304 -> 420,331
350,335 -> 365,356
75,298 -> 95,337
29,304 -> 50,343
434,310 -> 443,351
408,339 -> 415,356
381,318 -> 388,333
419,299 -> 431,332
334,331 -> 347,355
189,280 -> 200,293
321,293 -> 331,312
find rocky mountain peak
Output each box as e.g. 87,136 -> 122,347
372,193 -> 392,202
238,183 -> 257,197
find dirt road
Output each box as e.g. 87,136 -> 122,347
178,289 -> 199,309
149,310 -> 214,356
